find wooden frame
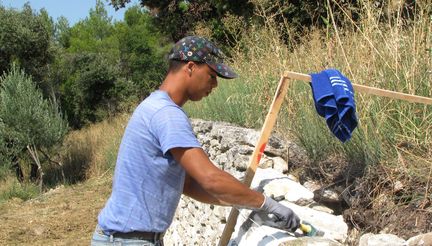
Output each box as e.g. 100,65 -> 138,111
218,71 -> 432,246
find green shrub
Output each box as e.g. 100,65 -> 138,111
0,65 -> 68,187
0,181 -> 39,202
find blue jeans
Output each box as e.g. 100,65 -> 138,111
91,225 -> 163,246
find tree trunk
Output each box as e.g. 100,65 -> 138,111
11,156 -> 24,183
40,148 -> 65,183
27,145 -> 43,192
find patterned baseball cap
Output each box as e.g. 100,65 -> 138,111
168,36 -> 238,79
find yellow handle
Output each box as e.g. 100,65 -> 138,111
299,223 -> 312,233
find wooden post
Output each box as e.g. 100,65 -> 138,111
218,73 -> 291,246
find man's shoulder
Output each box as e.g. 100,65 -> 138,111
131,91 -> 186,126
143,91 -> 179,109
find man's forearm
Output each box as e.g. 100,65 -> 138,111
183,173 -> 263,208
205,170 -> 264,209
183,176 -> 228,205
173,147 -> 264,208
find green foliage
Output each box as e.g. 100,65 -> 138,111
110,0 -> 254,42
0,3 -> 55,86
186,0 -> 431,183
185,75 -> 275,128
67,0 -> 118,59
60,53 -> 119,128
116,6 -> 170,99
0,65 -> 68,180
0,180 -> 39,202
58,1 -> 142,128
0,140 -> 12,180
54,16 -> 72,48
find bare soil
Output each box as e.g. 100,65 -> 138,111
0,178 -> 111,245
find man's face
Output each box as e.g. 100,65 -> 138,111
187,62 -> 218,101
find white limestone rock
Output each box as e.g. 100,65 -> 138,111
406,232 -> 432,246
281,201 -> 349,243
263,178 -> 314,203
250,168 -> 289,189
280,237 -> 342,245
229,200 -> 349,245
359,233 -> 406,246
272,156 -> 289,173
303,180 -> 321,192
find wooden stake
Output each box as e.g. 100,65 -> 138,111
284,71 -> 432,105
218,74 -> 291,246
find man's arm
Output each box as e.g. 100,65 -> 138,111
183,174 -> 227,205
172,146 -> 301,231
171,147 -> 264,209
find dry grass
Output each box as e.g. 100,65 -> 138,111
60,113 -> 129,181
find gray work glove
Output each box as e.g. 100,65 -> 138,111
256,196 -> 300,231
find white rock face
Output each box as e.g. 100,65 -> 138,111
358,233 -> 406,246
406,232 -> 432,246
271,156 -> 289,173
263,178 -> 314,202
280,202 -> 348,242
250,168 -> 288,188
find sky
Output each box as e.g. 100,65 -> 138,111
0,0 -> 139,25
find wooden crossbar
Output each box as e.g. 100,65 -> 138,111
285,71 -> 432,105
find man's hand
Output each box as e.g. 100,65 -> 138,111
258,196 -> 300,231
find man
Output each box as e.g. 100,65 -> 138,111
91,36 -> 300,245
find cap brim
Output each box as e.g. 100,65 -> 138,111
207,62 -> 238,79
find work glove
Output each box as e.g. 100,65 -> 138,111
256,195 -> 300,231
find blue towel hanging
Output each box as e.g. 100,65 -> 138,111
310,69 -> 358,142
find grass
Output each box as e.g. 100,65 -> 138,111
0,177 -> 39,203
63,114 -> 129,180
185,73 -> 277,128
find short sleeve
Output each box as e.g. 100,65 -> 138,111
150,106 -> 201,155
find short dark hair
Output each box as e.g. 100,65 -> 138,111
168,59 -> 206,73
168,59 -> 187,73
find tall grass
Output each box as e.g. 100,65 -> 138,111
64,114 -> 129,180
186,0 -> 432,203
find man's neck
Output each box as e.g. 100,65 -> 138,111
159,73 -> 188,107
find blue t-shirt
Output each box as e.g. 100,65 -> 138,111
98,90 -> 201,233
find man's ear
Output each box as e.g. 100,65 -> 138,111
186,61 -> 195,76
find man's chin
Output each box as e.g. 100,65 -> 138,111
190,96 -> 205,101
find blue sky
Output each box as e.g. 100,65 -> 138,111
0,0 -> 139,25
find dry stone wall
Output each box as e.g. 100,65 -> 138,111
163,120 -> 432,246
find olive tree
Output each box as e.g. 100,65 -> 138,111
0,65 -> 68,190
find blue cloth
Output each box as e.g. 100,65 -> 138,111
310,69 -> 358,142
98,90 -> 201,233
